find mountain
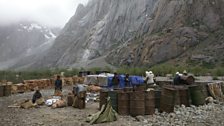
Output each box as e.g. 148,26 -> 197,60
0,22 -> 60,69
13,0 -> 224,69
107,0 -> 224,67
31,0 -> 158,68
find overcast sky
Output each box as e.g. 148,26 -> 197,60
0,0 -> 89,28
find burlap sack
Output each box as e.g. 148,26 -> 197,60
78,91 -> 86,98
52,103 -> 57,109
20,100 -> 34,109
54,90 -> 62,96
11,85 -> 18,94
87,85 -> 101,92
78,98 -> 85,109
67,95 -> 74,106
36,97 -> 45,105
72,96 -> 79,108
52,100 -> 66,108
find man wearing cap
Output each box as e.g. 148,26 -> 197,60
180,70 -> 188,84
173,72 -> 181,85
145,71 -> 155,86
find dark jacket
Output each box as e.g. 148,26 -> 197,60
112,76 -> 120,86
124,77 -> 130,86
32,91 -> 42,103
173,75 -> 180,85
55,79 -> 62,91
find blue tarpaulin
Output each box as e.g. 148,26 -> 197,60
107,75 -> 144,88
129,76 -> 144,86
107,75 -> 125,88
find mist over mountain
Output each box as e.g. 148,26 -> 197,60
30,0 -> 158,68
29,0 -> 224,69
0,0 -> 89,28
1,0 -> 224,70
0,21 -> 60,69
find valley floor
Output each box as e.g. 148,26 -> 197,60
0,86 -> 224,126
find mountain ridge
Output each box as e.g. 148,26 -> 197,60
0,21 -> 60,70
3,0 -> 224,70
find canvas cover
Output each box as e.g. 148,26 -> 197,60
84,75 -> 108,86
86,97 -> 118,124
129,76 -> 144,85
107,75 -> 144,88
20,100 -> 35,109
208,82 -> 224,101
36,97 -> 45,105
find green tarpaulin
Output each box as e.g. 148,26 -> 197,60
87,97 -> 118,124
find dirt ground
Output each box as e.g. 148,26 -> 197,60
1,85 -> 224,126
0,86 -> 140,126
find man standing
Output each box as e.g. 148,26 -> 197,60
55,75 -> 62,91
112,73 -> 120,88
173,72 -> 181,85
180,70 -> 188,84
145,71 -> 154,85
124,74 -> 130,87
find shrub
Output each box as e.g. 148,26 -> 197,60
1,64 -> 224,84
212,67 -> 224,76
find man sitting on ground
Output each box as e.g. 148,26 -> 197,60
32,87 -> 42,103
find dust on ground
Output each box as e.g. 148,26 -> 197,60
0,86 -> 139,126
1,86 -> 224,126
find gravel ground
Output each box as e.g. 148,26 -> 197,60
0,86 -> 140,126
0,86 -> 224,126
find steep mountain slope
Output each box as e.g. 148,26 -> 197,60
107,0 -> 224,67
0,22 -> 59,69
34,0 -> 224,68
33,0 -> 158,68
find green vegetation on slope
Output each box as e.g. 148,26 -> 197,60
0,64 -> 224,84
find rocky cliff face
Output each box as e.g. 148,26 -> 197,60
33,0 -> 158,68
0,22 -> 59,69
107,0 -> 224,67
33,0 -> 224,68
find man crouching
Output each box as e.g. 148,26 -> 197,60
32,87 -> 42,103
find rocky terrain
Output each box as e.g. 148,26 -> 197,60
1,86 -> 224,126
0,0 -> 223,69
28,0 -> 224,69
31,0 -> 158,68
107,0 -> 224,67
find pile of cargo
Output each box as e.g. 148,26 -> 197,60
0,76 -> 85,96
0,82 -> 13,97
99,88 -> 158,116
63,77 -> 73,85
24,79 -> 53,90
11,79 -> 54,94
99,81 -> 224,117
72,76 -> 85,84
